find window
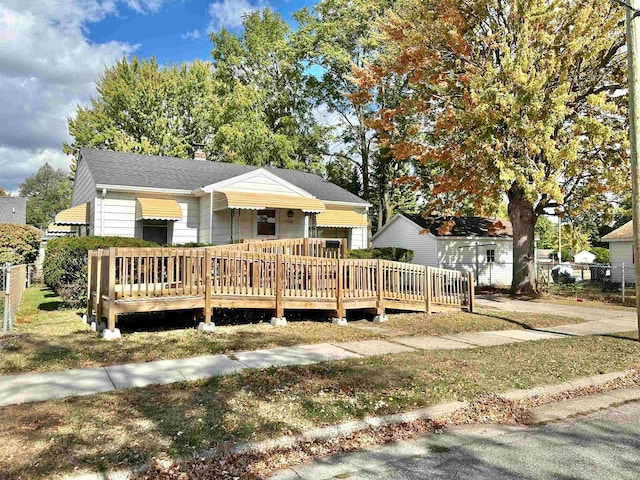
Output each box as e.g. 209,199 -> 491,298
486,249 -> 495,263
142,220 -> 169,245
257,209 -> 276,236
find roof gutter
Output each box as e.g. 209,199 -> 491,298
95,184 -> 194,195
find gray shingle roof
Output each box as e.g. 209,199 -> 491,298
80,148 -> 367,204
0,197 -> 27,224
405,214 -> 513,238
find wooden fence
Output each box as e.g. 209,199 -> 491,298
87,243 -> 474,333
2,264 -> 27,333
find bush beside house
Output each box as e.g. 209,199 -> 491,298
44,236 -> 156,308
0,224 -> 41,264
349,247 -> 414,263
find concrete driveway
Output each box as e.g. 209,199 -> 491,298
476,296 -> 638,335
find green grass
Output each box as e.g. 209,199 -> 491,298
2,332 -> 639,479
0,286 -> 585,375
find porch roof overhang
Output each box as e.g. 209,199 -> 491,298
54,203 -> 90,225
135,197 -> 183,221
213,191 -> 325,213
317,209 -> 368,228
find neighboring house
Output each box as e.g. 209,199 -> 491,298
573,250 -> 595,264
372,213 -> 514,286
536,248 -> 555,264
602,221 -> 634,284
0,197 -> 27,224
53,148 -> 369,248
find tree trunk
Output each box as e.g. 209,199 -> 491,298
508,184 -> 537,294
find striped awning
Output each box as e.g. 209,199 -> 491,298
317,209 -> 368,228
213,191 -> 325,213
135,198 -> 183,221
46,223 -> 75,234
54,203 -> 90,225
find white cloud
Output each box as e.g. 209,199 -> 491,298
0,1 -> 176,190
207,0 -> 270,31
181,29 -> 201,40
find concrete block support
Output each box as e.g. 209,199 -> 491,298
197,322 -> 217,333
270,317 -> 288,327
331,318 -> 348,326
102,328 -> 121,340
373,315 -> 389,323
90,321 -> 106,332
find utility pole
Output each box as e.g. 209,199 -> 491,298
620,0 -> 640,339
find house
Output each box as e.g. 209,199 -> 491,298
573,250 -> 595,264
0,197 -> 27,224
372,213 -> 514,286
53,148 -> 370,248
602,221 -> 634,284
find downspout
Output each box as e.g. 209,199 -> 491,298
100,188 -> 106,236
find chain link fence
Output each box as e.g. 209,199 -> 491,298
536,263 -> 636,305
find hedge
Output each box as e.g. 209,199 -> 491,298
348,247 -> 414,263
43,236 -> 157,308
0,224 -> 41,265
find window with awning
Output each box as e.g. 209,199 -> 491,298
316,209 -> 368,228
54,203 -> 90,225
213,191 -> 325,213
135,198 -> 183,221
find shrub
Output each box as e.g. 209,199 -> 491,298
0,224 -> 41,265
348,247 -> 414,263
592,247 -> 610,264
43,236 -> 156,308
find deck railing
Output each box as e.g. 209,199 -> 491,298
238,238 -> 347,258
87,243 -> 474,332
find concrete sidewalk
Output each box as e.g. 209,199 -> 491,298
1,302 -> 637,407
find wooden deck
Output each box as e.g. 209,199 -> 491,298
87,238 -> 474,332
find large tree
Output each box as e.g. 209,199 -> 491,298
210,10 -> 327,172
65,57 -> 217,172
19,164 -> 72,230
356,0 -> 629,292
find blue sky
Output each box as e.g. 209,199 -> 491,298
0,0 -> 313,192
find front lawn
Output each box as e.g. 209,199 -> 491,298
1,332 -> 639,479
0,287 -> 585,375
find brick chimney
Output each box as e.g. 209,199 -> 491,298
192,143 -> 206,161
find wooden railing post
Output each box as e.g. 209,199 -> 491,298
107,247 -> 117,331
425,266 -> 432,314
467,271 -> 475,313
336,259 -> 345,318
341,239 -> 348,259
204,248 -> 212,324
304,237 -> 310,257
376,259 -> 384,315
275,254 -> 284,318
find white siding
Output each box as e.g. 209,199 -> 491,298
71,159 -> 97,207
279,210 -> 306,239
350,227 -> 368,250
372,215 -> 439,266
437,238 -> 513,286
211,210 -> 232,245
199,195 -> 212,243
97,192 -> 199,244
222,174 -> 307,196
610,241 -> 635,284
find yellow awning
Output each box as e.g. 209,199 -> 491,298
135,198 -> 183,221
47,223 -> 75,233
317,209 -> 368,228
54,203 -> 89,225
213,191 -> 325,213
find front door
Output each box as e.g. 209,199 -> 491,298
256,209 -> 278,239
